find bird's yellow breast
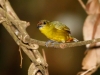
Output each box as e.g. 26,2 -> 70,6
39,25 -> 72,42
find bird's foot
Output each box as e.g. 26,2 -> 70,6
45,40 -> 59,47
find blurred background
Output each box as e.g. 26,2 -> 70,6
0,0 -> 98,75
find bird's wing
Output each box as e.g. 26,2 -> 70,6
51,21 -> 71,34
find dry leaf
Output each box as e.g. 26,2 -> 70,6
83,14 -> 100,48
82,47 -> 100,70
80,4 -> 100,74
86,0 -> 100,14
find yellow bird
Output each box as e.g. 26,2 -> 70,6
37,20 -> 78,43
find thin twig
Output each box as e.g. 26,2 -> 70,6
42,49 -> 47,63
78,0 -> 86,11
19,47 -> 23,68
42,49 -> 49,75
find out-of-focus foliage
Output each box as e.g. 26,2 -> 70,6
0,0 -> 96,75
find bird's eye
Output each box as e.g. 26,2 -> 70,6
43,22 -> 46,24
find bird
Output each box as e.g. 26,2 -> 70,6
37,20 -> 78,44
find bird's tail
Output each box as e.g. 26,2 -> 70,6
66,36 -> 79,43
73,38 -> 79,42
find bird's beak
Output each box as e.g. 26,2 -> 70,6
37,25 -> 42,28
37,21 -> 42,28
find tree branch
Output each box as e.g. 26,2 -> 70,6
0,0 -> 48,75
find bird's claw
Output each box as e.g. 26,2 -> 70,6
45,40 -> 55,47
45,40 -> 58,47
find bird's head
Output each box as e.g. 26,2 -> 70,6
37,20 -> 50,29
